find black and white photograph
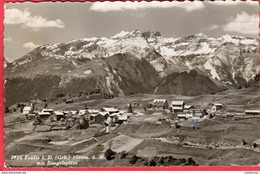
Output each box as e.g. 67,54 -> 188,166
3,0 -> 260,167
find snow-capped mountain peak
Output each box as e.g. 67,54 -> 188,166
9,30 -> 258,89
111,31 -> 130,39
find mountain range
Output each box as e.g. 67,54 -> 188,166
4,30 -> 259,107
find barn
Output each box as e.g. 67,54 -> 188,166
171,101 -> 185,112
245,110 -> 260,116
38,111 -> 51,119
153,99 -> 168,110
23,106 -> 32,115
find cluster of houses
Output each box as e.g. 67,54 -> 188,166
152,99 -> 260,119
22,105 -> 132,132
152,99 -> 208,120
21,98 -> 260,131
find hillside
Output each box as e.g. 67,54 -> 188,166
5,53 -> 161,107
155,70 -> 224,96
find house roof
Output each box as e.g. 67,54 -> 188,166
70,111 -> 78,115
253,139 -> 260,144
192,116 -> 200,120
42,108 -> 54,112
118,115 -> 128,120
177,113 -> 186,117
153,99 -> 167,103
88,109 -> 99,114
54,111 -> 64,116
38,112 -> 51,116
78,110 -> 87,115
119,111 -> 126,114
23,106 -> 31,111
171,101 -> 184,105
245,110 -> 260,114
90,113 -> 99,117
99,112 -> 109,116
102,107 -> 119,112
184,105 -> 193,109
110,113 -> 119,117
171,106 -> 183,110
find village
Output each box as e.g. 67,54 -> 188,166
4,88 -> 260,167
9,97 -> 260,150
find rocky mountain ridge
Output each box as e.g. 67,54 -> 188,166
4,30 -> 259,106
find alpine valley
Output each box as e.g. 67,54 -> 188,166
4,30 -> 259,107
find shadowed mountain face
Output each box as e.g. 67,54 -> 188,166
4,30 -> 258,106
155,70 -> 223,96
4,53 -> 161,107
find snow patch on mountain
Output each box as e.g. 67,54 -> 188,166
10,30 -> 258,89
111,31 -> 130,39
182,42 -> 216,56
204,60 -> 220,80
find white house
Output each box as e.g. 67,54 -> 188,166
177,113 -> 187,119
88,109 -> 99,114
153,99 -> 167,103
79,109 -> 87,116
42,108 -> 54,113
54,111 -> 64,116
245,110 -> 260,116
211,103 -> 223,112
186,112 -> 193,119
253,139 -> 260,152
110,113 -> 119,117
54,111 -> 65,121
117,115 -> 128,123
23,106 -> 32,115
70,111 -> 78,115
38,111 -> 51,119
171,101 -> 185,112
192,109 -> 202,118
253,139 -> 260,147
101,107 -> 119,114
184,105 -> 194,111
99,112 -> 110,119
153,99 -> 168,109
177,112 -> 193,119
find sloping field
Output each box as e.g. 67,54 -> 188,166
130,139 -> 260,166
102,134 -> 143,153
116,121 -> 172,138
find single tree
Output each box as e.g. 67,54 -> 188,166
242,139 -> 247,145
104,149 -> 116,161
129,155 -> 138,164
128,103 -> 133,113
163,100 -> 169,110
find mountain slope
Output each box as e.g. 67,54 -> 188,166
5,53 -> 161,107
4,30 -> 258,106
155,70 -> 223,96
148,33 -> 258,88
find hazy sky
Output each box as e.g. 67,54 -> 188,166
3,1 -> 258,62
